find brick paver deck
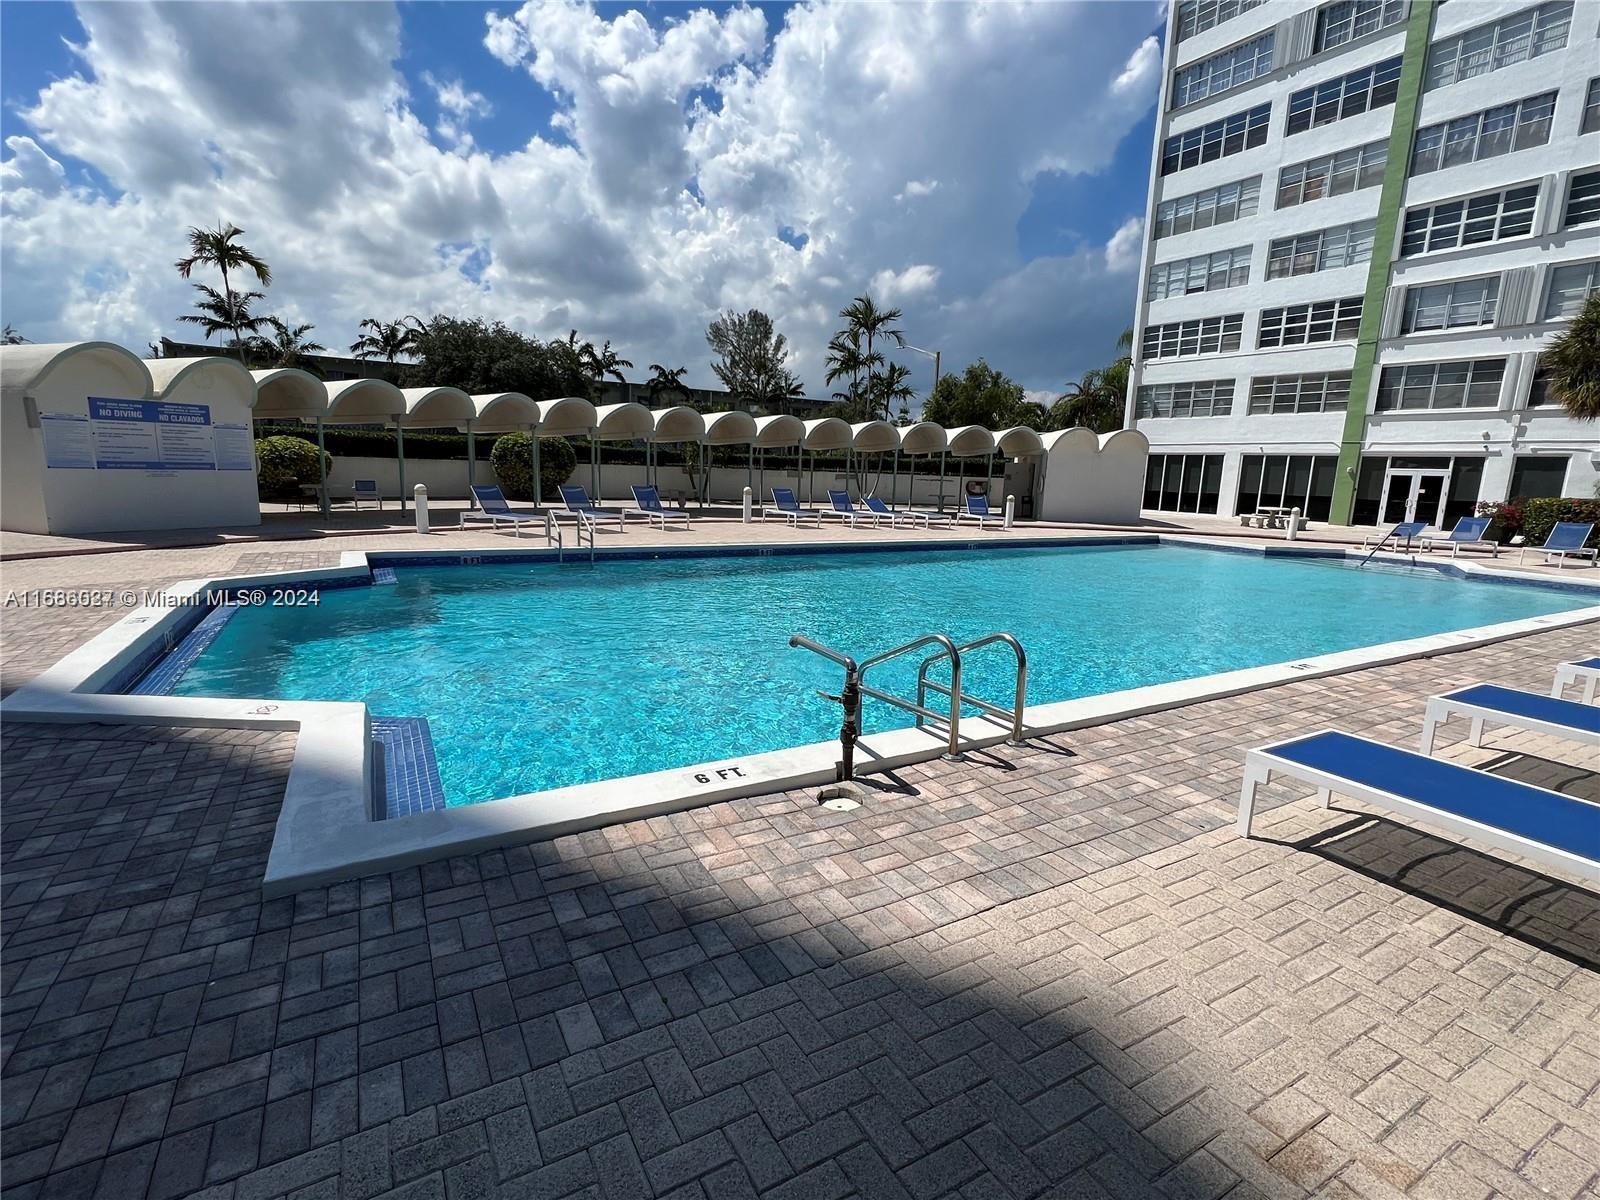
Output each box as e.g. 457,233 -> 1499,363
4,621 -> 1597,1199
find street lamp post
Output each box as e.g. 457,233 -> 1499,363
901,343 -> 941,395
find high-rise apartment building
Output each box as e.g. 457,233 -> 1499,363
1126,0 -> 1599,527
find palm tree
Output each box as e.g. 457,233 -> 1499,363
589,339 -> 633,385
878,362 -> 917,424
177,283 -> 267,347
174,222 -> 272,359
350,317 -> 421,362
830,294 -> 904,419
824,329 -> 870,407
1544,293 -> 1600,422
646,364 -> 692,406
254,317 -> 326,370
2,324 -> 28,345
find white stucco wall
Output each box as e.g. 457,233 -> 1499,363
1037,429 -> 1149,524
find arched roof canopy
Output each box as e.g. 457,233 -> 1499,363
752,414 -> 804,449
801,417 -> 852,451
945,425 -> 997,457
251,368 -> 327,421
1039,427 -> 1097,456
652,406 -> 705,443
701,410 -> 758,446
1,341 -> 153,399
324,378 -> 406,424
147,356 -> 257,405
464,392 -> 538,432
534,396 -> 597,437
849,420 -> 899,454
897,421 -> 946,456
595,401 -> 654,441
399,385 -> 475,428
994,426 -> 1045,457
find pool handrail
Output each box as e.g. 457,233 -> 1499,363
919,631 -> 1028,745
790,631 -> 965,761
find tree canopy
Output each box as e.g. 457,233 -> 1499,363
405,316 -> 590,399
1545,292 -> 1599,423
920,359 -> 1035,428
705,308 -> 803,408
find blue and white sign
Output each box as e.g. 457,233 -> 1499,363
90,397 -> 217,471
40,412 -> 95,469
213,423 -> 255,471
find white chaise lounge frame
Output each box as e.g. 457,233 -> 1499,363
1236,731 -> 1600,884
1552,659 -> 1600,704
1419,690 -> 1600,754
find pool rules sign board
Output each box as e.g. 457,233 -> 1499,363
38,397 -> 254,472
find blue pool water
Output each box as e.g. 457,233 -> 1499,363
167,544 -> 1592,804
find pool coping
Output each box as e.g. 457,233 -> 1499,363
2,531 -> 1596,897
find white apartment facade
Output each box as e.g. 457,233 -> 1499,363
1126,0 -> 1600,527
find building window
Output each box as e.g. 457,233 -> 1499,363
1161,103 -> 1272,175
1134,380 -> 1235,419
1142,314 -> 1245,359
1236,455 -> 1338,521
1146,246 -> 1252,301
1411,92 -> 1556,175
1424,2 -> 1573,91
1173,33 -> 1275,109
1143,454 -> 1224,513
1375,359 -> 1506,410
1315,0 -> 1407,54
1584,77 -> 1600,134
1566,170 -> 1600,229
1544,261 -> 1600,320
1257,297 -> 1364,348
1401,276 -> 1500,332
1266,219 -> 1376,279
1508,455 -> 1568,498
1527,361 -> 1555,406
1285,57 -> 1402,136
1248,371 -> 1352,414
1176,0 -> 1268,41
1400,184 -> 1539,256
1155,177 -> 1261,238
1276,139 -> 1387,208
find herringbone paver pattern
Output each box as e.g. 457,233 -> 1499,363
3,624 -> 1598,1199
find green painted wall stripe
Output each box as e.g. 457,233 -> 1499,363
1328,0 -> 1438,525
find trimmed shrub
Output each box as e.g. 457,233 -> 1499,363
490,433 -> 577,500
1478,497 -> 1600,547
255,435 -> 331,500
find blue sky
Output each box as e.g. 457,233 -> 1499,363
1,1 -> 1163,396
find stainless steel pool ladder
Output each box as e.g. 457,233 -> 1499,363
788,630 -> 1027,781
545,510 -> 597,563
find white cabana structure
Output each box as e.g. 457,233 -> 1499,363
847,420 -> 899,502
700,410 -> 759,495
1035,427 -> 1149,523
994,426 -> 1045,459
800,417 -> 852,503
463,393 -> 539,504
252,367 -> 332,511
893,421 -> 947,509
1,343 -> 261,535
944,425 -> 999,507
592,401 -> 653,500
649,406 -> 706,493
395,387 -> 475,510
324,378 -> 409,509
751,414 -> 804,500
530,397 -> 598,504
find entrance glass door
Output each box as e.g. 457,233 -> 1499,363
1379,469 -> 1450,526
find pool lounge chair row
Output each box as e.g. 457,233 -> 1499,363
763,488 -> 1004,530
462,483 -> 690,537
1360,518 -> 1596,567
1239,657 -> 1600,885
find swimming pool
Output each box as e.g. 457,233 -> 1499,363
159,541 -> 1595,807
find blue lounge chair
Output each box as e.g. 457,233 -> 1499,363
1238,730 -> 1599,883
557,484 -> 624,532
763,487 -> 821,527
1420,516 -> 1497,558
957,493 -> 1000,530
352,479 -> 382,510
1519,522 -> 1597,569
1420,684 -> 1600,754
863,496 -> 952,529
1552,657 -> 1600,704
626,484 -> 690,530
463,484 -> 542,537
1360,520 -> 1427,551
824,490 -> 876,528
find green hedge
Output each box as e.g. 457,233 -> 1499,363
1475,497 -> 1600,547
255,436 -> 332,500
489,433 -> 578,500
